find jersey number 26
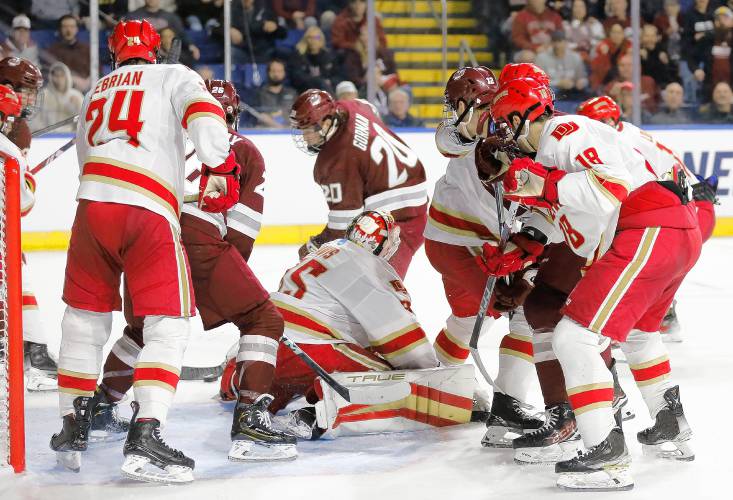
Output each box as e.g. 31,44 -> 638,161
86,89 -> 145,147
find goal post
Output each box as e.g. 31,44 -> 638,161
1,153 -> 26,473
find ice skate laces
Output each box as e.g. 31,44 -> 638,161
152,425 -> 185,459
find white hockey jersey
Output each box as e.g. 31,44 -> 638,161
271,240 -> 439,370
75,63 -> 230,231
617,121 -> 697,182
534,115 -> 656,258
0,133 -> 35,216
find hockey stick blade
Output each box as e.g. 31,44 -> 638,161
31,138 -> 75,174
180,364 -> 224,381
31,115 -> 78,137
280,335 -> 353,402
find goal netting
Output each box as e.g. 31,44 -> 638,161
0,153 -> 25,473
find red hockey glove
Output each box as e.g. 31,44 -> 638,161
502,157 -> 566,209
491,268 -> 537,312
199,150 -> 241,213
476,233 -> 544,277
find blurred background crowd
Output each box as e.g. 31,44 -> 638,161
1,0 -> 732,130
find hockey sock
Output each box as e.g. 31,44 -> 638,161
132,316 -> 190,424
100,325 -> 143,403
434,314 -> 496,365
57,306 -> 113,417
21,260 -> 47,344
531,330 -> 569,406
620,329 -> 673,418
233,300 -> 283,404
553,317 -> 614,448
495,308 -> 535,401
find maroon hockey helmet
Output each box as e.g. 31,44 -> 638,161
290,89 -> 339,154
206,79 -> 240,128
444,66 -> 499,112
0,57 -> 43,118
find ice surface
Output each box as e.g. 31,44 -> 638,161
2,240 -> 732,500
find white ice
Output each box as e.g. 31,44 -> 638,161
2,240 -> 732,500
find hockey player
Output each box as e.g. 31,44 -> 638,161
50,20 -> 239,483
290,89 -> 428,279
485,77 -> 701,490
424,66 -> 547,447
93,78 -> 297,462
219,210 -> 443,438
0,56 -> 58,389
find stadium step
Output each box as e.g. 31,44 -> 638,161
386,33 -> 489,49
377,0 -> 472,15
394,50 -> 492,65
382,17 -> 477,29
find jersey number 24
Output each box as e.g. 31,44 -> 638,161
86,89 -> 145,147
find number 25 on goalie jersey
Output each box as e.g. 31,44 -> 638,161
75,63 -> 230,230
314,99 -> 428,231
271,240 -> 439,369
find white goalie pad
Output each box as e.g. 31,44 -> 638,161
314,365 -> 476,438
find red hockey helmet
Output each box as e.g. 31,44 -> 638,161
108,19 -> 161,68
498,63 -> 550,88
206,79 -> 240,128
444,66 -> 499,111
492,78 -> 554,131
576,95 -> 621,127
0,84 -> 22,132
290,89 -> 338,154
0,57 -> 43,118
346,210 -> 401,261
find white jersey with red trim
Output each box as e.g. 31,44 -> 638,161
75,63 -> 230,231
617,121 -> 697,181
271,239 -> 439,370
0,133 -> 35,216
535,114 -> 656,258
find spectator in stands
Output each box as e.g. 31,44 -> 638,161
129,0 -> 176,11
317,0 -> 348,33
80,0 -> 128,29
196,65 -> 215,81
384,88 -> 424,128
590,22 -> 630,90
706,6 -> 733,94
30,0 -> 80,30
159,27 -> 195,67
273,0 -> 317,29
0,15 -> 40,66
654,0 -> 683,63
536,30 -> 589,99
614,81 -> 653,122
563,0 -> 605,63
35,62 -> 83,132
128,0 -> 201,62
340,23 -> 397,95
698,80 -> 733,122
511,0 -> 564,56
335,80 -> 358,100
229,0 -> 287,63
514,50 -> 538,63
331,0 -> 388,51
288,26 -> 335,93
41,15 -> 91,93
650,82 -> 692,123
640,24 -> 678,87
681,0 -> 716,103
256,59 -> 298,128
603,0 -> 630,33
178,0 -> 224,31
606,53 -> 660,112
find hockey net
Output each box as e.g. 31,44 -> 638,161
0,153 -> 25,473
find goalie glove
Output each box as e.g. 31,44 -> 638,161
198,150 -> 241,213
476,233 -> 544,277
298,236 -> 322,259
491,268 -> 537,313
502,157 -> 566,209
692,174 -> 719,204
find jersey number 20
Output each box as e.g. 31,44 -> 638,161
86,89 -> 145,147
370,123 -> 418,188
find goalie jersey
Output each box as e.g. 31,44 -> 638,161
271,240 -> 439,370
0,133 -> 35,216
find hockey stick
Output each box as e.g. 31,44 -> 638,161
279,335 -> 411,405
468,182 -> 519,389
180,363 -> 224,381
31,115 -> 78,138
30,137 -> 76,174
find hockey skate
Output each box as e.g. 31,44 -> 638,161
50,396 -> 93,472
275,406 -> 325,441
25,341 -> 58,392
637,385 -> 694,461
89,389 -> 130,442
513,403 -> 580,464
121,401 -> 194,484
229,394 -> 298,461
555,427 -> 633,491
610,359 -> 635,421
481,392 -> 544,448
660,300 -> 683,343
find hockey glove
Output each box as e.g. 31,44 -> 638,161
199,150 -> 241,213
491,268 -> 537,313
475,136 -> 511,183
502,157 -> 566,209
476,233 -> 545,277
692,174 -> 719,204
298,236 -> 322,259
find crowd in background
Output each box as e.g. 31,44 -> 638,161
1,0 -> 732,128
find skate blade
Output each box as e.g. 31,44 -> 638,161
641,440 -> 695,461
480,426 -> 521,448
228,440 -> 298,462
514,439 -> 581,465
55,451 -> 81,472
26,374 -> 58,392
556,467 -> 634,491
121,454 -> 194,484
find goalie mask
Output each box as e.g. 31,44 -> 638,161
290,89 -> 339,155
346,210 -> 401,261
0,84 -> 22,135
0,57 -> 43,119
